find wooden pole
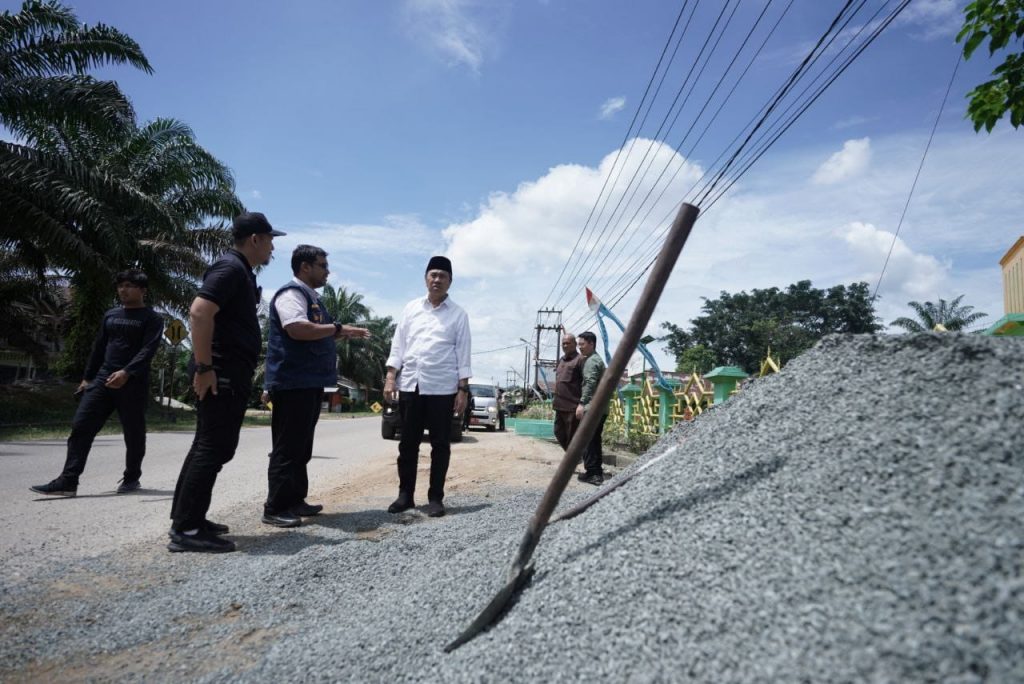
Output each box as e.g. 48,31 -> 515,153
446,201 -> 700,652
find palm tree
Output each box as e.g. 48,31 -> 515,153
1,0 -> 156,269
345,315 -> 396,396
321,283 -> 370,324
890,296 -> 988,332
22,116 -> 243,376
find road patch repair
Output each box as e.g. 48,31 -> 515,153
1,333 -> 1021,681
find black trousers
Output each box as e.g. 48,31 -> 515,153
397,389 -> 455,503
583,413 -> 607,476
60,379 -> 148,485
553,409 -> 580,451
170,375 -> 251,531
265,387 -> 322,515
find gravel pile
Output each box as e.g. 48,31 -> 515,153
2,333 -> 1021,682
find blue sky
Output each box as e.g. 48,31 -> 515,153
23,0 -> 1024,383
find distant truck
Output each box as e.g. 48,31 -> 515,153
465,382 -> 505,432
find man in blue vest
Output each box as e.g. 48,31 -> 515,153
262,245 -> 370,527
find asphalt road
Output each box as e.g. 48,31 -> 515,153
0,416 -> 392,582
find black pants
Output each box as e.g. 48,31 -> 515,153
170,375 -> 251,531
397,389 -> 455,503
60,379 -> 148,485
265,387 -> 322,515
553,409 -> 580,451
583,413 -> 607,476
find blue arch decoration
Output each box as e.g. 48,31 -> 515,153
585,288 -> 671,391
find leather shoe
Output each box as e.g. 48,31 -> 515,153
424,500 -> 446,518
387,496 -> 414,514
261,512 -> 301,528
291,502 -> 323,517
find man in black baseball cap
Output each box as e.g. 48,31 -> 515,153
167,211 -> 285,553
232,211 -> 286,238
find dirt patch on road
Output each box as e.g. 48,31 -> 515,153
318,430 -> 573,512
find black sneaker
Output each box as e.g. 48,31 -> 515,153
167,528 -> 236,553
261,512 -> 301,528
116,479 -> 141,494
578,472 -> 604,486
204,519 -> 230,535
290,501 -> 323,517
30,478 -> 77,497
424,500 -> 446,518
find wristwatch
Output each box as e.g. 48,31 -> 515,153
195,362 -> 214,375
334,322 -> 343,335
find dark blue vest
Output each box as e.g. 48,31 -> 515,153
265,283 -> 337,391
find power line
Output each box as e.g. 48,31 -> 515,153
539,0 -> 694,310
549,0 -> 734,313
872,50 -> 962,302
560,0 -> 784,315
562,0 -> 913,332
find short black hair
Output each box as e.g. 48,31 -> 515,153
578,331 -> 597,346
291,245 -> 327,275
115,269 -> 148,288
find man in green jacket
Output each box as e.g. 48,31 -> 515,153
574,331 -> 607,485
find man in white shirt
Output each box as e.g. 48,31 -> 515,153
263,245 -> 369,528
383,255 -> 471,518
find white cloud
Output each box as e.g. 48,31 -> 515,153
811,137 -> 871,185
286,214 -> 441,258
895,0 -> 962,40
257,129 -> 1019,383
838,221 -> 949,300
402,0 -> 486,72
832,115 -> 875,130
250,189 -> 263,200
599,96 -> 626,120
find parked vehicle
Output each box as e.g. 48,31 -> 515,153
381,397 -> 467,442
466,382 -> 504,432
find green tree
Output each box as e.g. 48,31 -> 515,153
676,344 -> 717,375
662,280 -> 881,374
889,296 -> 988,332
958,0 -> 1024,131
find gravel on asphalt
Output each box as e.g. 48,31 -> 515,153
1,333 -> 1021,682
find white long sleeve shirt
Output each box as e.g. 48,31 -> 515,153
386,295 -> 472,395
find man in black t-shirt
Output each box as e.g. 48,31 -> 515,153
31,270 -> 164,497
167,212 -> 285,554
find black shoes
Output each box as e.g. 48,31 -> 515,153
424,500 -> 446,518
116,479 -> 141,494
167,528 -> 236,553
578,472 -> 604,486
388,496 -> 415,514
30,478 -> 77,497
204,519 -> 230,535
261,511 -> 301,528
291,501 -> 323,517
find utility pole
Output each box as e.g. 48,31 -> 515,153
533,308 -> 562,397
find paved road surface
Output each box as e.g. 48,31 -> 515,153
0,416 -> 391,581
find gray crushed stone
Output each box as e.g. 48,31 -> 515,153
1,333 -> 1021,682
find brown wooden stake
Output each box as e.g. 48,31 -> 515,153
445,201 -> 700,652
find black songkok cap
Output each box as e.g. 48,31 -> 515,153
425,255 -> 453,278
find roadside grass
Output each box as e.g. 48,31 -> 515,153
0,383 -> 376,441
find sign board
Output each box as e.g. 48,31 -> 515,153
370,401 -> 383,413
165,318 -> 188,346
